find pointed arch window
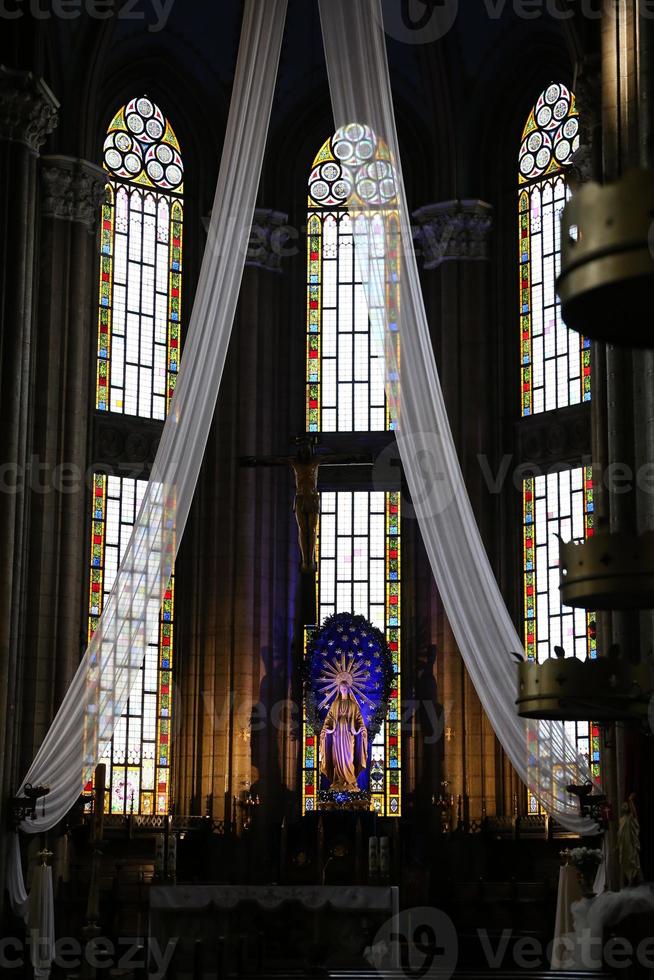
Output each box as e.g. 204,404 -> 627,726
97,96 -> 183,420
302,126 -> 401,816
518,83 -> 590,416
88,96 -> 181,816
518,86 -> 599,806
306,125 -> 399,433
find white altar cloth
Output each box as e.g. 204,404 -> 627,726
150,883 -> 398,913
551,865 -> 582,969
149,884 -> 400,971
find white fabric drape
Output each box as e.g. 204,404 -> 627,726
26,864 -> 54,980
551,864 -> 582,969
318,0 -> 597,833
6,0 -> 288,961
7,832 -> 28,916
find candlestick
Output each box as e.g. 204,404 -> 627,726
368,836 -> 379,877
379,836 -> 390,876
155,834 -> 165,877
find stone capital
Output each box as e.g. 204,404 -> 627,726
0,66 -> 59,153
40,156 -> 107,230
412,200 -> 493,269
569,55 -> 602,185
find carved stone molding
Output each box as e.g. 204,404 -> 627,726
202,207 -> 290,273
0,65 -> 59,153
569,55 -> 602,185
516,402 -> 591,466
93,412 -> 162,477
40,155 -> 107,230
412,200 -> 493,269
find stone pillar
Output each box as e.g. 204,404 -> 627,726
599,0 -> 654,878
18,156 -> 105,775
0,66 -> 58,833
570,55 -> 603,187
0,67 -> 58,927
175,210 -> 295,850
412,200 -> 503,821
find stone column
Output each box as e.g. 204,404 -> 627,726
18,156 -> 105,775
600,0 -> 653,879
0,66 -> 58,831
0,67 -> 58,927
412,200 -> 502,821
175,210 -> 295,851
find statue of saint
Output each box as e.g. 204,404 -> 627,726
320,679 -> 368,793
618,793 -> 643,885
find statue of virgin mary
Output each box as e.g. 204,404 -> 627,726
319,677 -> 368,793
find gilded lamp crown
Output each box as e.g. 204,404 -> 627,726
557,168 -> 654,348
558,529 -> 654,610
516,527 -> 654,722
516,650 -> 654,722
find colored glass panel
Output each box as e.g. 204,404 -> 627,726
97,97 -> 183,419
302,491 -> 401,816
88,474 -> 174,815
302,626 -> 318,815
519,84 -> 590,416
523,467 -> 599,808
523,467 -> 594,663
306,131 -> 398,433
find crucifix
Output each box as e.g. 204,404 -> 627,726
240,435 -> 372,574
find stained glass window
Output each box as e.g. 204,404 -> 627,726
522,467 -> 600,808
306,126 -> 399,433
519,83 -> 591,416
523,467 -> 595,664
87,474 -> 173,814
302,490 -> 401,816
97,96 -> 183,419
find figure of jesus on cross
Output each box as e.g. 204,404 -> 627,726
240,436 -> 371,573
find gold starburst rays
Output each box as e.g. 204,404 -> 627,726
316,649 -> 375,712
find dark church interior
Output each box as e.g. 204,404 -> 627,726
1,0 -> 654,977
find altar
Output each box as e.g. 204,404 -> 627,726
149,884 -> 399,974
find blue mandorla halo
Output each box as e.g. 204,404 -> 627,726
304,612 -> 393,741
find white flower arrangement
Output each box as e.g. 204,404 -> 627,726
569,846 -> 603,875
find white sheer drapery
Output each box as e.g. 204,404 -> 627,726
6,0 -> 288,960
318,0 -> 597,833
26,862 -> 54,979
